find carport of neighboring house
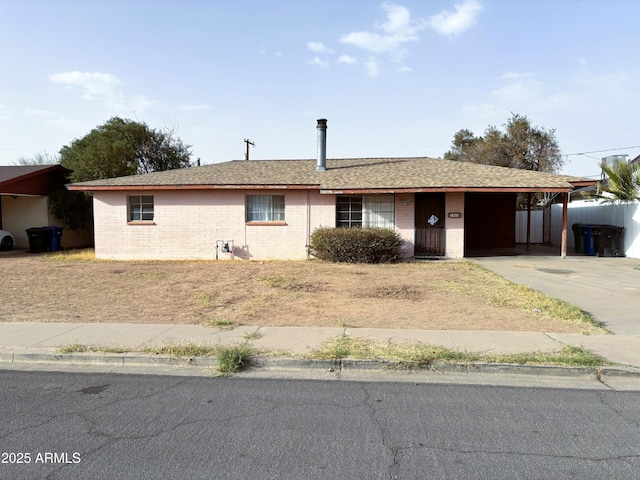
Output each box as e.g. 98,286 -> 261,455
0,165 -> 93,250
0,165 -> 68,248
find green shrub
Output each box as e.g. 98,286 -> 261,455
309,227 -> 403,263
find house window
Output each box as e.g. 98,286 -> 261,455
336,194 -> 394,228
336,196 -> 363,228
128,195 -> 154,222
246,195 -> 285,222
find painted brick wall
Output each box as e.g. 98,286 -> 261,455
93,189 -> 336,260
93,190 -> 468,260
395,194 -> 415,257
445,192 -> 465,258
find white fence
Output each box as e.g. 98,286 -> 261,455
516,202 -> 640,258
549,201 -> 640,258
515,210 -> 544,244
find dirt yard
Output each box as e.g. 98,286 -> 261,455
0,251 -> 597,333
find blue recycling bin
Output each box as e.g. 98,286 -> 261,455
43,226 -> 63,252
580,224 -> 596,256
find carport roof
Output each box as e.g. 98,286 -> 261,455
0,165 -> 70,196
67,157 -> 596,193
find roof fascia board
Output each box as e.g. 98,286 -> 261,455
568,180 -> 598,188
67,184 -> 320,192
320,187 -> 575,194
0,165 -> 68,188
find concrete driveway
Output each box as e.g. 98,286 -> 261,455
472,248 -> 640,335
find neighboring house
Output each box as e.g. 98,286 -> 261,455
0,165 -> 92,249
68,120 -> 595,261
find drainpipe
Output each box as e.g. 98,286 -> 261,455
316,118 -> 327,172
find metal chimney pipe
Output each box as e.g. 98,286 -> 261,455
316,118 -> 327,172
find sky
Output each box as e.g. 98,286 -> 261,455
1,0 -> 639,178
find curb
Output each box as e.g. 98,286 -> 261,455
2,352 -> 640,380
1,352 -> 219,368
270,358 -> 640,379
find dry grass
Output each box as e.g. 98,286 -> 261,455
310,336 -> 611,367
0,249 -> 606,333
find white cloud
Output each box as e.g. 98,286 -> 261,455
49,71 -> 156,112
579,57 -> 588,66
491,72 -> 544,105
397,65 -> 413,72
338,55 -> 358,65
48,71 -> 122,100
339,3 -> 426,54
177,103 -> 213,111
428,0 -> 483,37
364,57 -> 380,77
307,57 -> 330,68
499,71 -> 536,80
307,41 -> 334,54
127,95 -> 157,112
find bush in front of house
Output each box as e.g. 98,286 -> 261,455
309,227 -> 403,263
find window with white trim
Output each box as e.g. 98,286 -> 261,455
336,194 -> 394,228
128,195 -> 154,222
246,195 -> 285,222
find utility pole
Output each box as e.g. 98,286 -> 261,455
244,139 -> 255,160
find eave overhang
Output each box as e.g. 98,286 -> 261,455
67,184 -> 321,192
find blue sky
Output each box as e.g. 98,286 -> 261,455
1,0 -> 638,178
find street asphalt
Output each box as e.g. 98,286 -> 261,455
1,246 -> 639,379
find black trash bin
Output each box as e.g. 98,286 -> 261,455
572,223 -> 584,254
26,227 -> 51,253
43,226 -> 64,252
592,225 -> 625,257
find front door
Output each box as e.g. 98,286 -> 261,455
415,193 -> 445,257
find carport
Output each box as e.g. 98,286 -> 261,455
0,165 -> 71,248
462,180 -> 596,258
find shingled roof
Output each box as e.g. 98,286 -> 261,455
67,157 -> 595,193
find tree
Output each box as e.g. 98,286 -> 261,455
60,117 -> 192,183
596,158 -> 640,202
12,151 -> 60,165
444,113 -> 564,173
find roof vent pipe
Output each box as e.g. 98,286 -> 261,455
316,118 -> 327,172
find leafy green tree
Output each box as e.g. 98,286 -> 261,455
444,113 -> 564,173
48,187 -> 93,231
596,158 -> 640,202
60,117 -> 192,183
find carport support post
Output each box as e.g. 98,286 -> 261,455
561,192 -> 568,258
526,192 -> 532,251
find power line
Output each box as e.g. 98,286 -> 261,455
566,145 -> 640,156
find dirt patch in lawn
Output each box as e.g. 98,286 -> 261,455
0,252 -> 599,333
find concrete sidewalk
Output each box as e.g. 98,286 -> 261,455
1,322 -> 639,375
